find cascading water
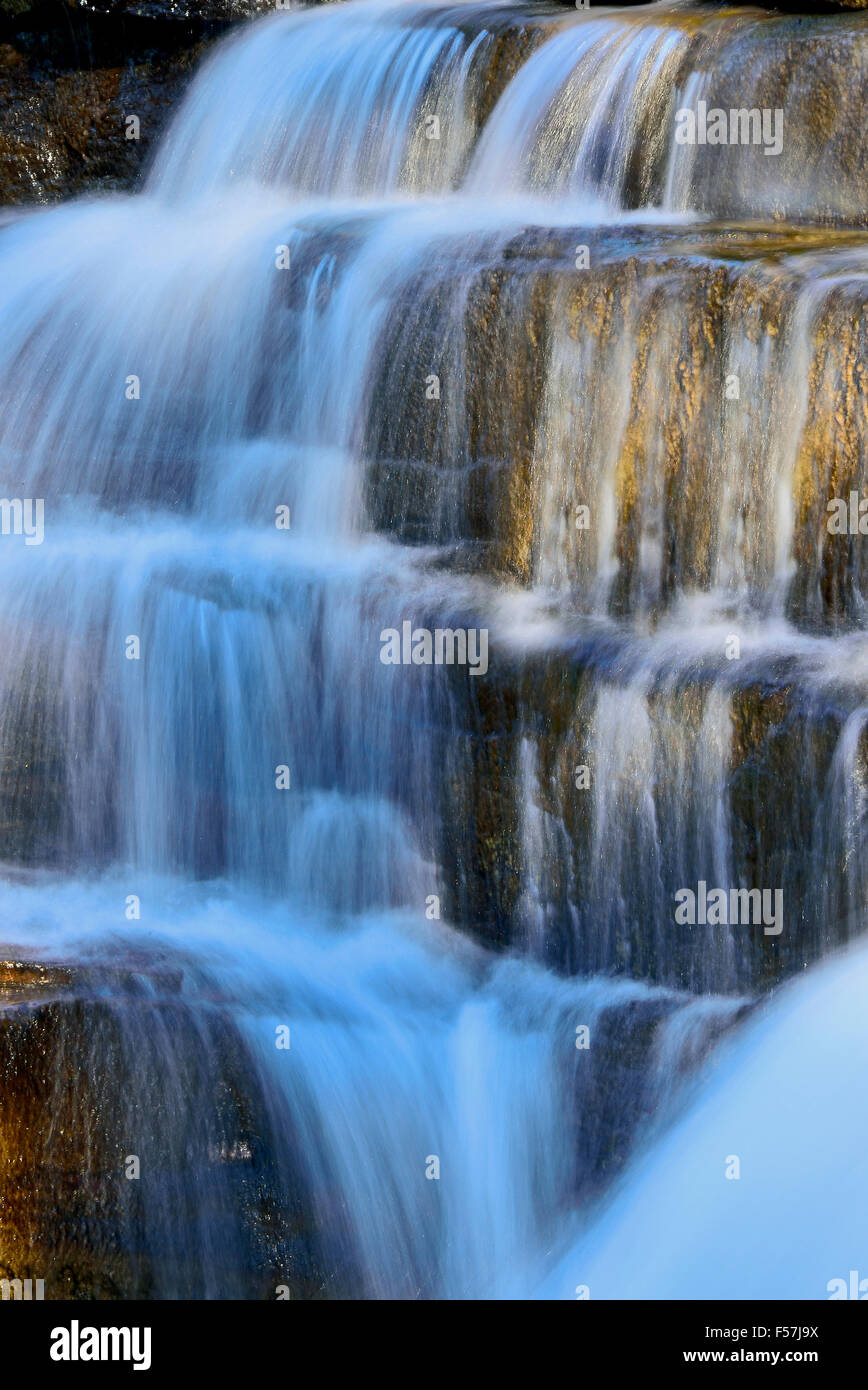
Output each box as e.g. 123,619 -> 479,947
1,0 -> 867,1299
536,936 -> 868,1300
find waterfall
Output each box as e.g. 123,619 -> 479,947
0,0 -> 866,1299
469,15 -> 693,206
537,937 -> 868,1299
146,2 -> 534,202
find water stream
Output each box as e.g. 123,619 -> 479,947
0,0 -> 866,1298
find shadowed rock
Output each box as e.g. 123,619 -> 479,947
428,608 -> 868,994
0,951 -> 323,1298
365,225 -> 868,628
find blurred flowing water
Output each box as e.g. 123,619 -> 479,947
0,0 -> 866,1297
536,936 -> 868,1300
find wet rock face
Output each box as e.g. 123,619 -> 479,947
0,953 -> 322,1298
0,669 -> 65,866
432,630 -> 868,995
0,5 -> 218,202
545,0 -> 868,8
0,1 -> 350,203
460,9 -> 868,227
0,48 -> 207,204
374,217 -> 868,995
365,244 -> 553,582
0,0 -> 270,22
0,947 -> 752,1294
5,4 -> 868,211
670,17 -> 868,227
365,225 -> 868,629
55,1 -> 272,17
0,1 -> 550,203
